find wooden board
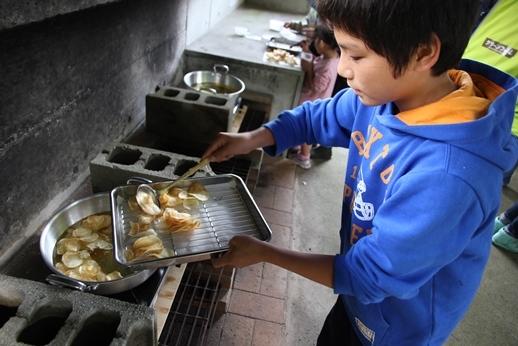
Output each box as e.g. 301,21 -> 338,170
229,105 -> 248,133
152,263 -> 187,337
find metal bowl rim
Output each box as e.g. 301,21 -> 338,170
183,70 -> 245,95
39,193 -> 152,284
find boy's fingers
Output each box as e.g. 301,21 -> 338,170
211,257 -> 223,268
212,149 -> 233,162
212,252 -> 231,268
202,138 -> 223,161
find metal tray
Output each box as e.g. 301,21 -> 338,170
110,174 -> 271,269
266,40 -> 303,54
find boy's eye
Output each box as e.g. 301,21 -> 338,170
350,56 -> 363,61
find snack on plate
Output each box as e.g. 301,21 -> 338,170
265,48 -> 298,66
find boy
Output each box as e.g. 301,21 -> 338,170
203,0 -> 518,345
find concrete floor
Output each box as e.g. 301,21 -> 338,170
285,148 -> 518,345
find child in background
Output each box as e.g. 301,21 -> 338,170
463,0 -> 518,186
284,0 -> 319,43
494,201 -> 518,253
203,0 -> 518,345
290,25 -> 339,169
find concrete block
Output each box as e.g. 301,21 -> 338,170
146,86 -> 235,157
89,142 -> 213,193
0,274 -> 154,345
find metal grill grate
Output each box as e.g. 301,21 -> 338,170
159,262 -> 227,346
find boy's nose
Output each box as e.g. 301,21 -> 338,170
337,56 -> 353,80
338,63 -> 353,80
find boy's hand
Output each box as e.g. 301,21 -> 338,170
212,235 -> 268,268
202,128 -> 275,163
202,132 -> 251,162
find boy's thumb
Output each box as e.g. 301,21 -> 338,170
211,253 -> 228,268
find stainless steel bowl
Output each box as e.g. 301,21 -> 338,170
39,193 -> 155,295
183,64 -> 245,101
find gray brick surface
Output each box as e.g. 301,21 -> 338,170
146,86 -> 235,157
0,274 -> 154,346
89,142 -> 213,193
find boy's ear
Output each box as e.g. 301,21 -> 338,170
414,33 -> 441,72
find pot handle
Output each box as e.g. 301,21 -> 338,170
213,64 -> 229,75
46,274 -> 99,293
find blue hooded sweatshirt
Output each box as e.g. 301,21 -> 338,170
263,59 -> 518,345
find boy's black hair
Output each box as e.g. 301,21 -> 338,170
317,0 -> 480,76
314,25 -> 339,50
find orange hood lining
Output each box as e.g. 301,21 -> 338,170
396,70 -> 505,126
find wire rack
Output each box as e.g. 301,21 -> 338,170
158,261 -> 230,346
111,174 -> 271,268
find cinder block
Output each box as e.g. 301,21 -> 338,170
89,143 -> 213,193
0,274 -> 154,345
146,86 -> 235,156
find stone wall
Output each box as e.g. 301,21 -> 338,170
0,0 -> 242,260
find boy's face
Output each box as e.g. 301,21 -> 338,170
334,29 -> 422,109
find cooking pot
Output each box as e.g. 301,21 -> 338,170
39,193 -> 155,295
183,64 -> 245,102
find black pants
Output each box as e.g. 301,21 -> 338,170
503,201 -> 518,237
317,298 -> 362,346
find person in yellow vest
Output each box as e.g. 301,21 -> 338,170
464,0 -> 518,186
464,0 -> 518,252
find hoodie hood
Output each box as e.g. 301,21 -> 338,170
377,59 -> 518,171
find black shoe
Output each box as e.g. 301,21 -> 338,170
311,146 -> 332,160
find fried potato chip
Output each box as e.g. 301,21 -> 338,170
133,234 -> 162,249
72,227 -> 92,238
62,251 -> 84,268
106,271 -> 123,281
187,182 -> 209,201
159,192 -> 182,207
161,208 -> 200,233
82,214 -> 111,231
136,190 -> 162,216
56,238 -> 82,255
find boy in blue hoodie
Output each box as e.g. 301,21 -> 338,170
203,0 -> 518,345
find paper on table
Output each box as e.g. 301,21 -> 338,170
244,34 -> 262,41
269,19 -> 284,32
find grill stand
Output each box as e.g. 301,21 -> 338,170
158,262 -> 234,346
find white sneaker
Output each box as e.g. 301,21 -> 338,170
291,153 -> 311,169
